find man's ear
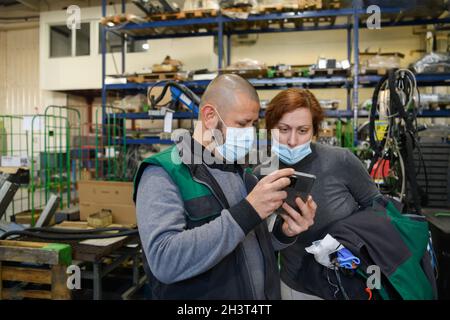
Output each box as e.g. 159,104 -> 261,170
201,104 -> 218,130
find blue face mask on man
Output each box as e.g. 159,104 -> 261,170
212,110 -> 255,163
271,138 -> 312,165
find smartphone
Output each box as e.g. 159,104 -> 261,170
284,171 -> 316,211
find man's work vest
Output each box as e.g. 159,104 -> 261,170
133,144 -> 281,300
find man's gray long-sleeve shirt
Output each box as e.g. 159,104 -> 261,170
136,164 -> 293,299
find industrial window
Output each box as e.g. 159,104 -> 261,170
98,24 -> 148,54
49,22 -> 91,58
50,25 -> 71,57
76,23 -> 91,56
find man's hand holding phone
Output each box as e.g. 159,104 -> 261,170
246,168 -> 317,238
246,168 -> 294,220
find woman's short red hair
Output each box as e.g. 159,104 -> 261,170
265,88 -> 324,136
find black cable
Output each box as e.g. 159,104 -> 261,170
369,73 -> 389,155
334,267 -> 350,300
326,268 -> 340,299
402,132 -> 423,214
147,80 -> 171,109
147,81 -> 198,109
368,69 -> 425,212
368,74 -> 390,175
414,137 -> 429,197
152,81 -> 201,109
414,86 -> 421,130
147,81 -> 200,133
380,157 -> 390,192
384,154 -> 402,195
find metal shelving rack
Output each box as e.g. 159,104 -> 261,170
101,0 -> 450,145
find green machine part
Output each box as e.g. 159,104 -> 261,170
344,119 -> 355,150
335,118 -> 354,149
336,119 -> 342,147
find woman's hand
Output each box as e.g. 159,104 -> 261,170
279,196 -> 317,237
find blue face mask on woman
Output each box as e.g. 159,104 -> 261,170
213,110 -> 255,162
271,138 -> 312,165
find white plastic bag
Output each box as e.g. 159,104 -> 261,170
305,234 -> 343,269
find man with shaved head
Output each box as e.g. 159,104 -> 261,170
194,74 -> 262,163
134,74 -> 316,299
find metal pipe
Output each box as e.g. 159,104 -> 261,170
121,0 -> 126,74
227,34 -> 231,67
218,14 -> 223,69
347,16 -> 352,112
101,0 -> 107,128
352,0 -> 360,146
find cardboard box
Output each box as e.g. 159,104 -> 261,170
80,169 -> 93,181
78,180 -> 136,225
79,203 -> 136,225
87,209 -> 113,228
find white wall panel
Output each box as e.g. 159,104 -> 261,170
2,28 -> 41,115
0,31 -> 8,113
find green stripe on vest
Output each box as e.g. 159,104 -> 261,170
139,145 -> 211,200
133,145 -> 222,222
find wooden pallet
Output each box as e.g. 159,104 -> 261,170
292,16 -> 336,28
56,220 -> 136,230
100,13 -> 146,26
0,240 -> 72,300
274,70 -> 300,78
309,68 -> 350,77
219,69 -> 267,79
360,67 -> 388,76
146,1 -> 340,21
149,9 -> 218,21
222,0 -> 338,14
257,0 -> 341,13
248,15 -> 335,31
221,6 -> 255,14
257,3 -> 311,14
269,65 -> 307,78
127,72 -> 188,83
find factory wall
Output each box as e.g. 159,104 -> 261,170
0,27 -> 67,116
1,27 -> 43,115
40,5 -> 217,91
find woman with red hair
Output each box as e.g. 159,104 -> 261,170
255,88 -> 380,300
